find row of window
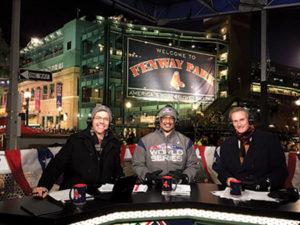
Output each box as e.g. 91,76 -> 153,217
22,82 -> 63,101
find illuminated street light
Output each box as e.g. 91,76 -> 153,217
63,113 -> 68,121
30,37 -> 41,46
24,91 -> 31,126
295,98 -> 300,132
192,104 -> 198,110
125,102 -> 132,124
125,102 -> 132,109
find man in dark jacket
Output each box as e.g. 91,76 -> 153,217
215,107 -> 288,191
32,105 -> 123,198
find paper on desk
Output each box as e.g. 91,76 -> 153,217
133,184 -> 148,192
211,187 -> 279,202
49,189 -> 93,202
99,183 -> 114,192
49,183 -> 144,202
99,183 -> 148,193
49,184 -> 113,202
164,184 -> 191,196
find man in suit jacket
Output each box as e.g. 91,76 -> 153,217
215,107 -> 288,191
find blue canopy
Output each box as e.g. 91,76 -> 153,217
99,0 -> 300,25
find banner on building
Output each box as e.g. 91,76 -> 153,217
127,38 -> 216,103
34,88 -> 41,111
56,83 -> 62,108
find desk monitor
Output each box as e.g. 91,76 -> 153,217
97,175 -> 137,201
21,198 -> 63,216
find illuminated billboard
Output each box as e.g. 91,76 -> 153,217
127,38 -> 216,103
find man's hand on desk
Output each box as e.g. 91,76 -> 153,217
226,177 -> 236,187
168,170 -> 189,184
242,178 -> 271,191
145,170 -> 163,184
31,187 -> 48,198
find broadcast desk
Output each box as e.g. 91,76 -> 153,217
0,183 -> 299,225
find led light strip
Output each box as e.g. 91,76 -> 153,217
70,208 -> 299,225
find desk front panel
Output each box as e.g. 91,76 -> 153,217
0,183 -> 299,225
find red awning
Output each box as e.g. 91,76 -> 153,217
0,124 -> 48,135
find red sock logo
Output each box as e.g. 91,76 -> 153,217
170,71 -> 185,90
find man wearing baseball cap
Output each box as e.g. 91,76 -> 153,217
132,105 -> 200,184
32,105 -> 123,198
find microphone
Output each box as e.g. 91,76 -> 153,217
95,144 -> 102,153
95,144 -> 102,160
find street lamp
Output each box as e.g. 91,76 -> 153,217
295,98 -> 300,132
295,98 -> 300,131
125,101 -> 132,124
192,103 -> 199,111
24,91 -> 31,126
125,101 -> 132,109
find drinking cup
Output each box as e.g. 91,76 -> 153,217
162,176 -> 177,194
69,184 -> 87,205
230,179 -> 242,197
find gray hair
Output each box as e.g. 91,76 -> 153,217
228,107 -> 249,121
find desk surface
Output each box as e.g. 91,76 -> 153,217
0,183 -> 299,225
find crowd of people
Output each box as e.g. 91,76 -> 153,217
118,128 -> 136,145
194,133 -> 226,146
280,137 -> 300,152
32,105 -> 288,198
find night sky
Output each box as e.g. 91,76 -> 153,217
0,0 -> 115,47
251,6 -> 300,69
0,1 -> 300,69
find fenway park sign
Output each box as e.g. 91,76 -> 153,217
127,38 -> 216,103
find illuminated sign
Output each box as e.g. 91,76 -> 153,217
127,38 -> 216,103
140,116 -> 156,123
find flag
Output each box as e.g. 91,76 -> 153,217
4,147 -> 61,195
285,152 -> 300,189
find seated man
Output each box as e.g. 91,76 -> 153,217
132,105 -> 200,184
32,105 -> 124,198
214,107 -> 288,191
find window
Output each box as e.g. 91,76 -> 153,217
30,88 -> 35,101
46,116 -> 54,128
49,84 -> 55,98
67,41 -> 72,50
82,87 -> 102,103
83,40 -> 93,55
43,85 -> 48,100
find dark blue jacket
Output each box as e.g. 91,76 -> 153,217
216,129 -> 288,190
